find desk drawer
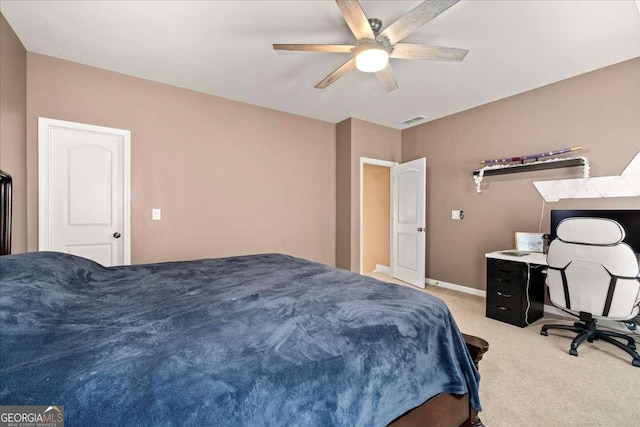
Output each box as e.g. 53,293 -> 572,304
487,258 -> 525,282
486,289 -> 521,311
486,303 -> 523,327
487,277 -> 523,296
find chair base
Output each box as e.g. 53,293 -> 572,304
541,318 -> 640,367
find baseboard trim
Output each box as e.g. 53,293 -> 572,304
425,278 -> 487,298
373,264 -> 391,275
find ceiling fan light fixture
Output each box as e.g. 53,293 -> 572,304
355,47 -> 389,73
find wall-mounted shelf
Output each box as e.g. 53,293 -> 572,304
473,158 -> 586,177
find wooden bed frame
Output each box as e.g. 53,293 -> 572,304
0,169 -> 11,256
0,168 -> 488,426
388,334 -> 489,427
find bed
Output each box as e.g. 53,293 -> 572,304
0,169 -> 11,256
0,249 -> 486,426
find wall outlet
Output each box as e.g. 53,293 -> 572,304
152,208 -> 161,221
452,210 -> 464,220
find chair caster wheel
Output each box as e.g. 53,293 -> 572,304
587,337 -> 594,343
629,343 -> 636,351
540,330 -> 548,336
569,349 -> 578,357
633,359 -> 640,368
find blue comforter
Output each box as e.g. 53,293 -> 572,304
0,252 -> 480,426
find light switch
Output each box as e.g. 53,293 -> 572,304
452,210 -> 464,220
152,208 -> 161,221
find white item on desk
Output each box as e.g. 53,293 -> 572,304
515,232 -> 544,252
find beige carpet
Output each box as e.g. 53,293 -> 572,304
369,273 -> 640,427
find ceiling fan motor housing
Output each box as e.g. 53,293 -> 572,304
353,39 -> 390,55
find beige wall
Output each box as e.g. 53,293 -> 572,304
350,119 -> 401,271
0,14 -> 27,253
350,119 -> 402,272
402,58 -> 640,290
335,118 -> 401,272
26,53 -> 336,265
363,164 -> 390,273
10,33 -> 637,277
335,119 -> 352,269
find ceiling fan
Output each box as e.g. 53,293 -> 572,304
273,0 -> 469,92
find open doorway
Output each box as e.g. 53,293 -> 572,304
360,157 -> 427,288
360,158 -> 394,275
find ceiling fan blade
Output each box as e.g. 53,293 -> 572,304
273,44 -> 355,53
335,0 -> 375,40
391,43 -> 469,61
380,0 -> 460,45
315,58 -> 356,89
375,64 -> 399,92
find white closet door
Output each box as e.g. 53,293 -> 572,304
39,118 -> 130,266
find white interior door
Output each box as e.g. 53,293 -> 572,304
391,158 -> 426,288
39,118 -> 130,266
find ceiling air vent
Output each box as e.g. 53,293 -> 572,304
401,115 -> 427,125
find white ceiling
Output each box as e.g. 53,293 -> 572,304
2,1 -> 639,129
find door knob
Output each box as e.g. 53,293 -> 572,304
113,232 -> 121,239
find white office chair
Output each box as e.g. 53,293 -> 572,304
540,218 -> 640,367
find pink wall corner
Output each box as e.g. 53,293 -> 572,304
26,53 -> 336,266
